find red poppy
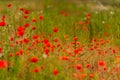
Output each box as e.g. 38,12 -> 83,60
28,46 -> 31,50
32,35 -> 39,39
7,3 -> 12,7
54,38 -> 58,42
112,49 -> 117,54
20,8 -> 24,11
86,63 -> 91,68
0,21 -> 6,26
98,60 -> 105,67
73,37 -> 78,41
30,57 -> 39,63
39,15 -> 43,21
0,47 -> 2,53
61,56 -> 70,60
76,64 -> 82,70
60,10 -> 68,16
23,38 -> 30,44
19,49 -> 23,55
24,15 -> 28,19
32,26 -> 36,30
0,60 -> 7,69
17,26 -> 25,31
24,10 -> 29,14
86,13 -> 91,19
79,21 -> 85,26
53,69 -> 59,75
45,42 -> 51,47
40,66 -> 45,69
10,37 -> 14,41
42,39 -> 49,44
17,26 -> 25,36
19,40 -> 23,44
89,73 -> 94,78
33,67 -> 40,73
44,49 -> 49,55
9,53 -> 13,57
17,30 -> 24,36
75,49 -> 79,53
24,23 -> 30,28
32,18 -> 37,22
60,10 -> 65,15
53,27 -> 58,33
1,15 -> 5,21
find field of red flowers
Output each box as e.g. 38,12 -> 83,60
0,0 -> 120,80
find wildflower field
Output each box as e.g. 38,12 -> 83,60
0,0 -> 120,80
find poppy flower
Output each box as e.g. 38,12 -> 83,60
112,49 -> 117,54
17,26 -> 25,36
33,67 -> 40,73
39,15 -> 43,21
83,26 -> 87,31
19,40 -> 23,44
40,66 -> 45,69
1,15 -> 5,21
0,47 -> 2,53
76,64 -> 82,70
24,23 -> 30,28
19,49 -> 23,55
74,49 -> 79,54
9,53 -> 13,57
86,13 -> 91,19
89,73 -> 94,78
53,69 -> 59,75
0,21 -> 6,26
53,27 -> 58,33
86,63 -> 91,68
79,21 -> 85,26
61,56 -> 70,60
32,35 -> 39,39
42,39 -> 49,44
32,26 -> 36,30
45,42 -> 51,47
0,60 -> 7,69
24,15 -> 28,19
60,10 -> 67,16
7,3 -> 12,7
98,60 -> 105,67
23,38 -> 30,44
17,30 -> 24,36
24,10 -> 29,14
17,26 -> 25,31
28,46 -> 31,50
44,49 -> 49,55
63,13 -> 67,17
30,57 -> 39,63
54,38 -> 58,42
10,37 -> 14,41
20,8 -> 24,11
60,10 -> 65,15
32,18 -> 37,22
73,37 -> 78,41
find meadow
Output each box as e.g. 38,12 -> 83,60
0,0 -> 120,80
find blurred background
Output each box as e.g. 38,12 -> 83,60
1,0 -> 120,7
